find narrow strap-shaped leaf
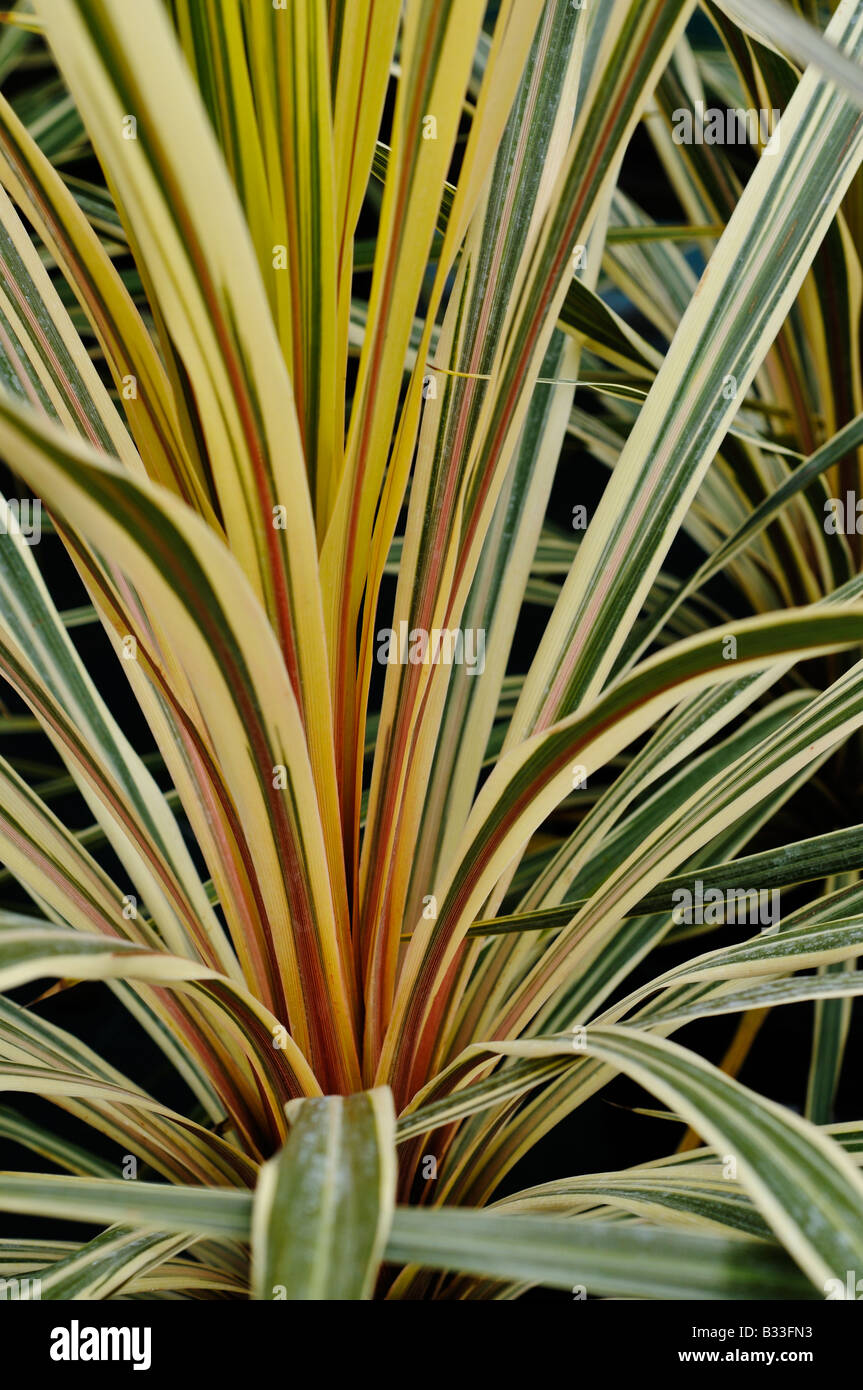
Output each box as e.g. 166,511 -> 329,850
380,606 -> 863,1101
472,822 -> 863,936
0,921 -> 322,1114
386,1208 -> 811,1299
322,0 -> 541,829
493,1167 -> 772,1239
0,91 -> 206,510
0,1173 -> 252,1241
359,0 -> 584,1074
0,991 -> 258,1185
487,1026 -> 863,1288
38,0 -> 345,882
0,391 -> 359,1089
251,1088 -> 396,1300
0,1172 -> 814,1299
645,967 -> 863,1026
31,1226 -> 192,1301
243,0 -> 339,513
0,496 -> 239,975
507,0 -> 863,748
0,178 -> 138,466
807,960 -> 854,1123
715,0 -> 863,104
0,1105 -> 114,1177
328,1 -> 400,503
620,410 -> 863,674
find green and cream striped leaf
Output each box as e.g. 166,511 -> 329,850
0,1173 -> 252,1241
0,1105 -> 114,1177
575,1026 -> 863,1287
359,0 -> 585,1071
379,607 -> 863,1101
428,1025 -> 863,1287
475,652 -> 863,1049
0,88 -> 211,510
452,688 -> 814,1052
0,390 -> 358,1090
37,0 -> 344,867
506,0 -> 863,752
491,1166 -> 771,1239
715,0 -> 863,105
322,0 -> 541,821
0,178 -> 137,466
27,1226 -> 193,1301
0,920 -> 321,1113
251,1088 -> 396,1301
644,967 -> 863,1027
0,1172 -> 816,1300
472,822 -> 863,937
0,498 -> 238,974
621,411 -> 863,672
385,1207 -> 812,1299
807,955 -> 854,1124
634,915 -> 863,1007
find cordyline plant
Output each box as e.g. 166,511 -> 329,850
2,0 -> 863,1302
